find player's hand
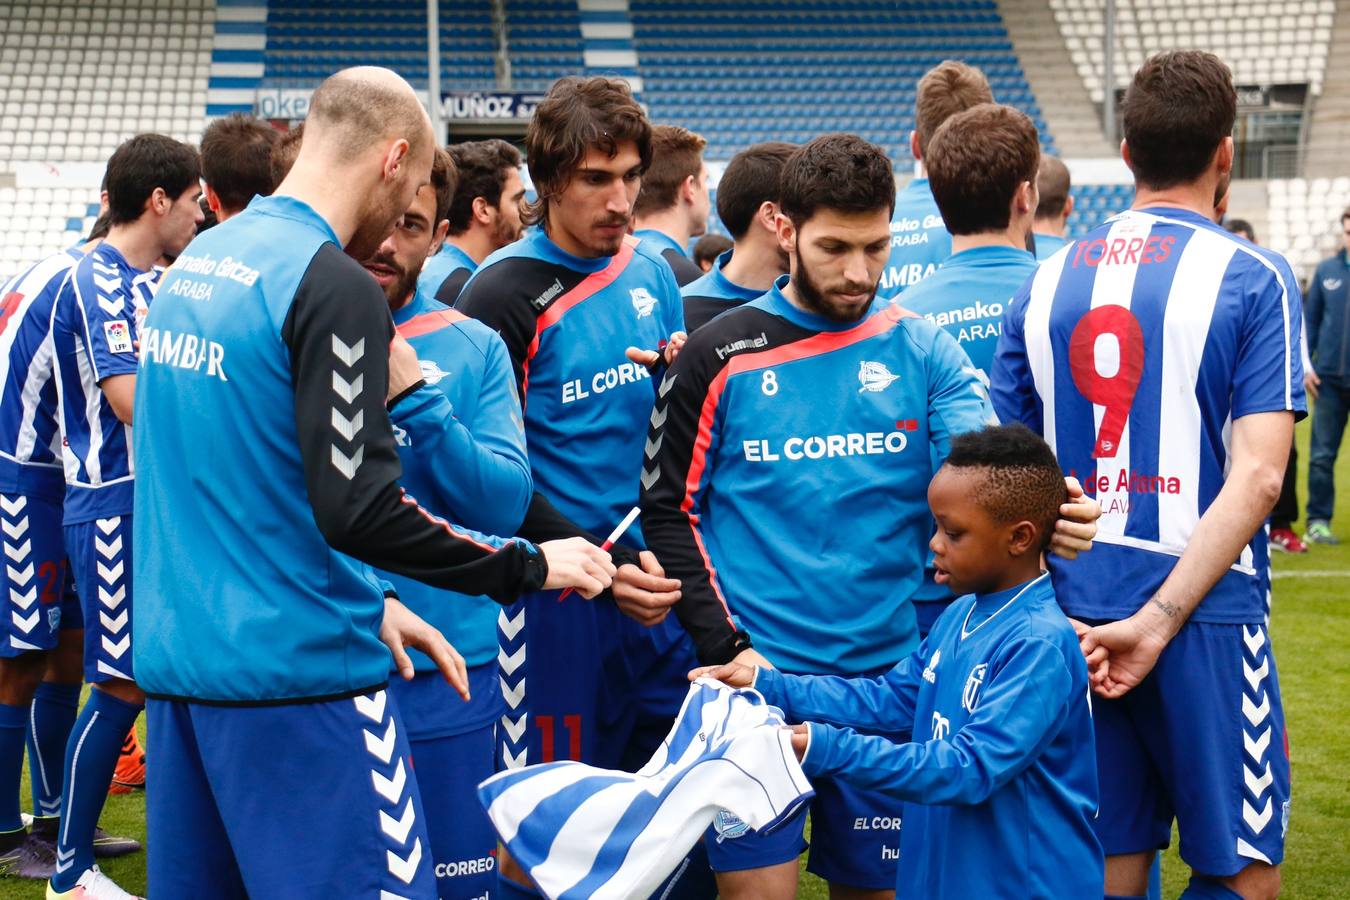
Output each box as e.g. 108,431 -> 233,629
612,550 -> 681,626
731,647 -> 775,671
1305,370 -> 1321,403
687,661 -> 757,688
1078,611 -> 1171,699
387,334 -> 423,402
1065,616 -> 1109,683
1049,476 -> 1099,559
788,723 -> 810,762
625,331 -> 688,370
539,537 -> 616,598
380,596 -> 470,700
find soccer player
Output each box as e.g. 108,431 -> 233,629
0,239 -> 96,880
453,76 -> 709,899
200,113 -> 279,223
134,67 -> 612,899
993,50 -> 1302,900
45,133 -> 204,900
633,124 -> 711,286
640,133 -> 1098,900
1032,154 -> 1074,260
681,141 -> 795,332
358,145 -> 532,900
1303,205 -> 1350,545
416,139 -> 525,306
693,423 -> 1104,899
882,60 -> 993,295
897,103 -> 1042,638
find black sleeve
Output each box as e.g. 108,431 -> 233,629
283,243 -> 546,603
662,249 -> 705,288
433,266 -> 473,307
639,327 -> 752,665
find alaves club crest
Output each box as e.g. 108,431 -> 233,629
631,287 -> 658,318
858,360 -> 899,393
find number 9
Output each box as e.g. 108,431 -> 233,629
1068,305 -> 1145,459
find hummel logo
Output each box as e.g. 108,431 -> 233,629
1324,278 -> 1343,292
531,278 -> 565,310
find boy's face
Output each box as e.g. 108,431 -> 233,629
928,466 -> 1027,596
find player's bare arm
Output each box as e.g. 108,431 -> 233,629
1083,411 -> 1292,697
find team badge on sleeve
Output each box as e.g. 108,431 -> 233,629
104,320 -> 133,354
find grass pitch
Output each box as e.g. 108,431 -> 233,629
0,420 -> 1346,899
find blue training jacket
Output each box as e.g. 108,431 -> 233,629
133,195 -> 545,704
384,290 -> 532,670
756,574 -> 1102,897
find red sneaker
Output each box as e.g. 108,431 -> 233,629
108,727 -> 145,795
1270,528 -> 1308,554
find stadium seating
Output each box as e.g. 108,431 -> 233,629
262,0 -> 499,88
1267,176 -> 1350,277
630,0 -> 1053,164
1049,0 -> 1335,102
1066,183 -> 1134,238
506,0 -> 585,90
0,0 -> 212,274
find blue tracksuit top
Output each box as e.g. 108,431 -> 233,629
640,277 -> 993,673
133,195 -> 545,703
383,290 -> 532,670
881,178 -> 951,296
757,574 -> 1102,898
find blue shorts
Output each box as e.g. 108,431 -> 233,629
0,492 -> 80,655
1088,619 -> 1290,877
705,766 -> 902,889
147,689 -> 438,899
496,591 -> 697,772
390,667 -> 501,900
66,515 -> 133,682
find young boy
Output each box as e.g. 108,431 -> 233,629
693,423 -> 1104,898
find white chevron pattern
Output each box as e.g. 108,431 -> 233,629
1237,622 -> 1281,862
330,332 -> 367,480
354,691 -> 424,888
92,519 -> 130,666
2,501 -> 36,641
498,602 -> 529,770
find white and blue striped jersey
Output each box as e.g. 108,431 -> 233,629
992,207 -> 1306,624
478,679 -> 813,899
50,243 -> 153,524
0,249 -> 83,501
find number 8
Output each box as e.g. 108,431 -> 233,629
761,370 -> 778,396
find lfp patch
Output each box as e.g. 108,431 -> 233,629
104,320 -> 133,354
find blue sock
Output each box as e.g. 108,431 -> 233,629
50,689 -> 141,890
496,872 -> 542,898
0,702 -> 28,834
1180,876 -> 1246,899
27,683 -> 80,820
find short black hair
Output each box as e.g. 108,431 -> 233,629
778,133 -> 895,228
1122,51 -> 1236,191
1225,218 -> 1256,242
200,113 -> 279,213
445,139 -> 521,235
944,424 -> 1066,550
105,134 -> 202,225
692,233 -> 732,268
716,141 -> 796,239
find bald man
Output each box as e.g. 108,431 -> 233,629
135,67 -> 613,899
